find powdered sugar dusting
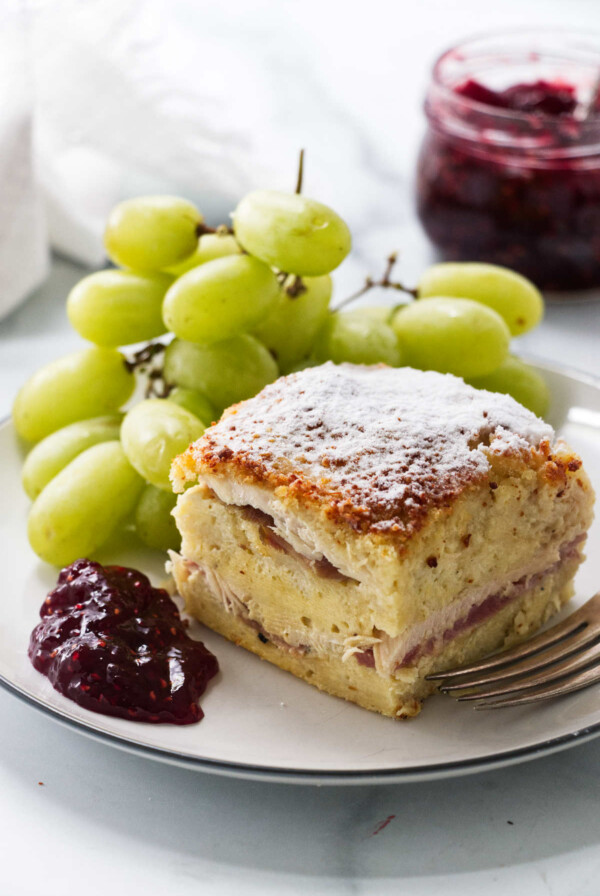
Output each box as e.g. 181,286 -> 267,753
195,364 -> 554,534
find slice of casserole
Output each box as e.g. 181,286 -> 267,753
169,363 -> 594,719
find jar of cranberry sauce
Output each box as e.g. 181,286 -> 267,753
416,31 -> 600,291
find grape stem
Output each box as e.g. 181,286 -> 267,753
125,341 -> 173,399
196,222 -> 234,237
277,271 -> 307,298
335,253 -> 418,311
124,341 -> 167,373
295,149 -> 305,194
145,370 -> 173,399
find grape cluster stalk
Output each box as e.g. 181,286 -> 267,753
13,157 -> 549,567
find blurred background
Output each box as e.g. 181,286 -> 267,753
5,0 -> 599,289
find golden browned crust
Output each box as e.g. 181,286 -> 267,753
171,364 -> 563,539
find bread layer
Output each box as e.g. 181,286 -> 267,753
171,551 -> 580,718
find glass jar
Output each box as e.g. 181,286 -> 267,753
416,30 -> 600,291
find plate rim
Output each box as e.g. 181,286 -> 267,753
3,669 -> 600,784
2,356 -> 600,786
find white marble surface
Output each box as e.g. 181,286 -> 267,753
2,0 -> 600,893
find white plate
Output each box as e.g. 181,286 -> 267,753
1,360 -> 600,785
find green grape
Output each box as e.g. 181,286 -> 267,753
134,484 -> 180,552
391,298 -> 510,379
166,387 -> 216,427
163,335 -> 279,413
13,348 -> 135,443
165,232 -> 241,276
22,415 -> 123,500
418,263 -> 544,336
121,399 -> 206,491
233,190 -> 351,276
313,311 -> 402,367
67,269 -> 172,347
469,356 -> 550,418
27,441 -> 144,566
162,254 -> 279,344
253,275 -> 332,373
104,196 -> 202,271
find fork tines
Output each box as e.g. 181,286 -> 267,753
426,592 -> 600,709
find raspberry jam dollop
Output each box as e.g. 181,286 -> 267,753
417,32 -> 600,291
28,559 -> 218,724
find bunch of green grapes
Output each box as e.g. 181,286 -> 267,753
13,186 -> 548,569
14,190 -> 351,566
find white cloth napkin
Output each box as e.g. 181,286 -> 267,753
0,0 -> 278,320
0,3 -> 49,319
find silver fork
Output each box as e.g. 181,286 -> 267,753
426,592 -> 600,709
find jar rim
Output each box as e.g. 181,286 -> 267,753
426,27 -> 600,156
432,26 -> 600,120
